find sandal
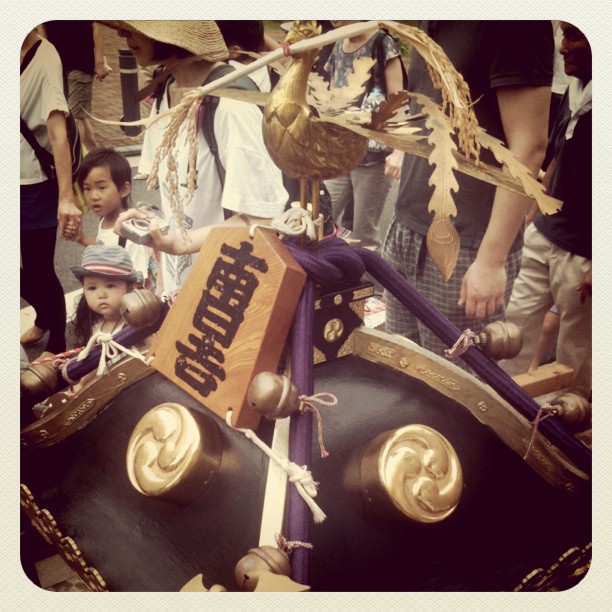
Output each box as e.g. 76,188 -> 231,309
20,325 -> 47,345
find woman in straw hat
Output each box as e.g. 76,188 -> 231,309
105,21 -> 288,295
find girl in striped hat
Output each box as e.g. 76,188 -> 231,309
70,244 -> 143,347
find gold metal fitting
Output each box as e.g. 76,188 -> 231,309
479,321 -> 523,360
234,545 -> 291,591
20,362 -> 60,402
126,402 -> 222,503
550,392 -> 592,432
246,372 -> 300,419
323,318 -> 344,343
360,424 -> 463,523
120,288 -> 163,328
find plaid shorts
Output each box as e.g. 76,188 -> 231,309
381,219 -> 521,364
65,70 -> 93,118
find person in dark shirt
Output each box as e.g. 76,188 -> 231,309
503,22 -> 592,400
43,20 -> 111,150
382,21 -> 554,365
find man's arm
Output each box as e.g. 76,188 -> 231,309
46,110 -> 82,236
459,85 -> 550,319
92,22 -> 110,81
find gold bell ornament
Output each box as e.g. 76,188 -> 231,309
246,372 -> 300,419
478,321 -> 523,360
120,288 -> 163,328
550,392 -> 592,432
234,545 -> 291,591
20,362 -> 60,402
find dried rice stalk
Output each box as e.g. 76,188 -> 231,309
379,20 -> 480,161
147,89 -> 202,240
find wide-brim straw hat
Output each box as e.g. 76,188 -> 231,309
101,20 -> 229,61
71,245 -> 143,285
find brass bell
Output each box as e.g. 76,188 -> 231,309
550,392 -> 592,432
120,288 -> 163,328
20,362 -> 60,402
246,372 -> 300,419
478,321 -> 523,360
234,545 -> 291,591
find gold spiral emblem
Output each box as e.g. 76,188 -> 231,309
126,403 -> 221,501
361,424 -> 463,523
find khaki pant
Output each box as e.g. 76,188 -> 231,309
502,224 -> 591,398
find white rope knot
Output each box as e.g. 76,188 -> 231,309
249,208 -> 317,241
225,410 -> 327,523
284,461 -> 319,497
76,331 -> 146,376
444,329 -> 480,358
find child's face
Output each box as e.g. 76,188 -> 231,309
83,276 -> 130,320
82,165 -> 130,220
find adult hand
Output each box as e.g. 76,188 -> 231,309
94,59 -> 111,81
114,208 -> 185,254
578,266 -> 592,304
384,149 -> 404,180
458,259 -> 506,319
58,196 -> 82,238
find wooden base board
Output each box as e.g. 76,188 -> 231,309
512,362 -> 574,398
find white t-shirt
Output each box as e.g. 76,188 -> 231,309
143,77 -> 287,294
228,60 -> 272,93
96,221 -> 152,285
20,38 -> 69,184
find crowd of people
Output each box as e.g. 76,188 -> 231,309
20,20 -> 592,406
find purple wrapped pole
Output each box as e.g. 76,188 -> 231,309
65,303 -> 169,382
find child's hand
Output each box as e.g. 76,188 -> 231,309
63,223 -> 84,243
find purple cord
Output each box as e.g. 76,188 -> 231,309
286,279 -> 315,584
356,246 -> 591,476
65,303 -> 169,381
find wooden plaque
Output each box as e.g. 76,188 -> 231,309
150,226 -> 306,428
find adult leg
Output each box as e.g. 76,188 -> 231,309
21,227 -> 67,354
381,220 -> 421,344
502,225 -> 556,376
323,175 -> 352,229
414,241 -> 521,370
350,162 -> 391,249
67,70 -> 96,151
550,248 -> 592,399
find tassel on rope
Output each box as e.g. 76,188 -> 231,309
524,403 -> 559,460
275,533 -> 313,556
226,410 -> 327,523
444,329 -> 479,358
76,332 -> 146,377
298,393 -> 338,458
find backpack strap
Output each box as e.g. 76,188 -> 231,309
20,39 -> 42,75
21,39 -> 54,178
153,68 -> 174,115
372,29 -> 409,93
198,64 -> 260,219
20,117 -> 54,178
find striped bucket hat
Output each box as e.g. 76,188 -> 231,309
71,245 -> 143,285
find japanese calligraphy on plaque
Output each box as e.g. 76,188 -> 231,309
150,226 -> 305,428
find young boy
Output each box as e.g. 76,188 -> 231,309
70,147 -> 155,288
